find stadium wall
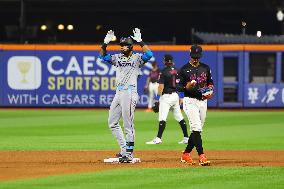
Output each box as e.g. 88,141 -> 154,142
0,44 -> 283,108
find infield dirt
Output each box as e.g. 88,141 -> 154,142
1,150 -> 283,181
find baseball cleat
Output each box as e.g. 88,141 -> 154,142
115,153 -> 123,158
178,137 -> 189,144
146,137 -> 162,144
181,152 -> 195,165
118,153 -> 133,163
118,156 -> 132,163
199,154 -> 211,166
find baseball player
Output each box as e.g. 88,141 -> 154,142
178,45 -> 214,166
99,28 -> 153,163
144,62 -> 160,111
146,54 -> 189,145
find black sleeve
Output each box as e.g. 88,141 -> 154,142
176,69 -> 185,92
158,71 -> 165,84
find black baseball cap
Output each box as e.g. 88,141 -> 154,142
190,45 -> 202,59
164,54 -> 173,62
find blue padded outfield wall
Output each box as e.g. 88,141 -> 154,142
0,44 -> 283,108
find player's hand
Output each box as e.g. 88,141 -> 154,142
131,28 -> 142,42
185,80 -> 197,90
104,30 -> 115,44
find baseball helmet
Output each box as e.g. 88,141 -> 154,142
119,37 -> 133,46
120,37 -> 133,55
190,45 -> 202,59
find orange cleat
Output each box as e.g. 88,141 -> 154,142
199,154 -> 210,166
181,152 -> 195,165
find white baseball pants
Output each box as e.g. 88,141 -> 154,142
183,97 -> 207,132
148,82 -> 159,108
158,92 -> 184,122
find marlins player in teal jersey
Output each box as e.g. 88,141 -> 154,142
99,28 -> 153,163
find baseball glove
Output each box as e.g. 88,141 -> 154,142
200,87 -> 214,100
152,101 -> 159,113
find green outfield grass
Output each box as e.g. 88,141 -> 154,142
0,109 -> 284,189
0,109 -> 283,150
0,167 -> 283,189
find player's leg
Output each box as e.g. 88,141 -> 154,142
197,99 -> 210,166
183,98 -> 202,132
146,94 -> 170,144
200,100 -> 208,129
183,98 -> 209,165
148,82 -> 154,109
120,90 -> 138,160
180,97 -> 202,164
154,82 -> 159,96
171,93 -> 189,144
108,93 -> 126,156
183,98 -> 201,152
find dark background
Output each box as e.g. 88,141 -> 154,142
0,0 -> 283,44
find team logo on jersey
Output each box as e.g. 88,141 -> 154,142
190,72 -> 207,83
118,60 -> 135,67
7,56 -> 42,90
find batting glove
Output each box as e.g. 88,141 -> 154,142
131,28 -> 142,42
104,30 -> 115,44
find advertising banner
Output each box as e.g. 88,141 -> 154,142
0,47 -> 218,107
244,84 -> 284,107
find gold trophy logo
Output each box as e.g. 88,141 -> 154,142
17,62 -> 31,83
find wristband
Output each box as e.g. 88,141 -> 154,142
155,95 -> 160,101
139,41 -> 146,47
101,43 -> 107,50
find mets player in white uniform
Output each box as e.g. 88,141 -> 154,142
146,54 -> 189,145
99,28 -> 153,163
178,45 -> 214,166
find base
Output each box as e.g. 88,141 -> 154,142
103,157 -> 141,164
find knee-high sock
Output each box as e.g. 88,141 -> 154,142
184,133 -> 194,153
157,121 -> 166,138
126,142 -> 134,156
192,131 -> 203,155
179,119 -> 188,137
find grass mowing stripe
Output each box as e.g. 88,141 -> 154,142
0,110 -> 283,150
0,167 -> 283,189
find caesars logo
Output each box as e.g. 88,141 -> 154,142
6,55 -> 154,91
7,56 -> 42,90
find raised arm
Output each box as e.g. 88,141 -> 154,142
99,30 -> 115,64
131,28 -> 153,62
